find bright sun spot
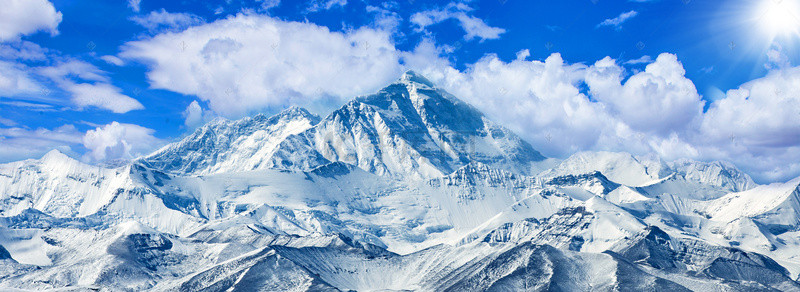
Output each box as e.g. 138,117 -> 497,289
756,0 -> 800,37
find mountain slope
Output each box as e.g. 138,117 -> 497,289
702,177 -> 800,227
141,106 -> 320,175
154,71 -> 545,180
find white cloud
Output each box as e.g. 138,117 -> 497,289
121,13 -> 403,117
130,9 -> 204,32
0,124 -> 82,163
515,49 -> 530,61
403,45 -> 797,182
585,53 -> 704,135
128,0 -> 141,12
366,4 -> 402,33
410,3 -> 505,41
424,50 -> 800,182
307,0 -> 346,12
0,60 -> 43,96
0,0 -> 62,41
183,100 -> 215,128
0,40 -> 49,61
624,55 -> 653,65
416,52 -> 625,158
183,100 -> 203,128
39,60 -> 144,113
702,67 -> 800,149
597,10 -> 638,30
0,121 -> 163,163
0,118 -> 17,127
100,55 -> 124,66
257,0 -> 280,10
63,82 -> 144,114
765,44 -> 790,70
82,122 -> 162,161
0,100 -> 55,110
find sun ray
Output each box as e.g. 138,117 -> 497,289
754,0 -> 800,40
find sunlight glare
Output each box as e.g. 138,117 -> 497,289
755,0 -> 800,38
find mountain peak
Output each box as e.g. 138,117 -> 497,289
142,71 -> 544,178
280,105 -> 313,116
265,70 -> 546,179
40,149 -> 79,167
396,70 -> 435,88
41,149 -> 67,161
249,106 -> 318,124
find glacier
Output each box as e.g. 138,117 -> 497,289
1,71 -> 799,291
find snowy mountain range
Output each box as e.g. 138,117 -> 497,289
1,71 -> 800,291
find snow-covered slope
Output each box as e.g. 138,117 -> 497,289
140,106 -> 320,175
2,71 -> 800,291
141,71 -> 544,180
702,177 -> 800,227
544,151 -> 756,200
670,159 -> 756,193
264,71 -> 544,180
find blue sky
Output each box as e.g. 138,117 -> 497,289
1,0 -> 800,182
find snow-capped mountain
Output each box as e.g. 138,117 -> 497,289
143,71 -> 545,180
2,71 -> 800,291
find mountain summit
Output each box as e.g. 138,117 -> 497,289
143,71 -> 545,179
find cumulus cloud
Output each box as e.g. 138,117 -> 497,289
414,49 -> 800,182
585,53 -> 704,135
82,122 -> 162,161
0,0 -> 62,41
431,53 -> 619,157
183,100 -> 215,128
701,67 -> 800,155
410,3 -> 505,41
39,60 -> 144,113
0,121 -> 163,163
183,100 -> 204,128
597,10 -> 638,30
130,9 -> 204,32
0,124 -> 83,163
121,13 -> 403,117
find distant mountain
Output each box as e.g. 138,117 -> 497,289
1,71 -> 800,291
542,151 -> 756,199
